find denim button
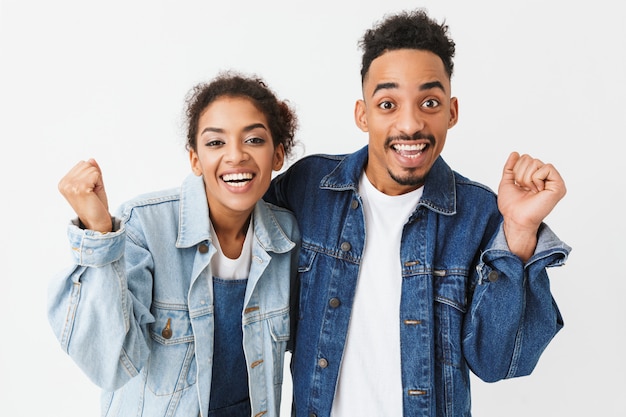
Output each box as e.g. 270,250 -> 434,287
351,199 -> 359,209
198,244 -> 209,254
488,271 -> 499,282
309,414 -> 317,417
161,318 -> 172,339
318,358 -> 328,368
340,242 -> 351,251
329,298 -> 341,308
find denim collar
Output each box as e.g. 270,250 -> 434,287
176,174 -> 295,253
320,145 -> 457,216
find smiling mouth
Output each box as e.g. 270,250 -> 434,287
391,143 -> 427,159
221,172 -> 254,187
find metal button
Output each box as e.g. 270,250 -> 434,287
340,242 -> 351,252
351,200 -> 359,209
329,298 -> 341,308
198,244 -> 209,254
161,318 -> 172,339
488,270 -> 499,282
318,358 -> 328,368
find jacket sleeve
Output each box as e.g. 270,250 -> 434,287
462,223 -> 571,383
47,218 -> 154,391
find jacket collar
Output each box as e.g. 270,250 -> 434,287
176,174 -> 295,252
252,200 -> 296,254
176,174 -> 211,249
320,145 -> 457,216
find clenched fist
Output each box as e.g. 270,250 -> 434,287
58,159 -> 112,233
497,152 -> 567,262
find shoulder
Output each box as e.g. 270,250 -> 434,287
453,171 -> 496,195
260,200 -> 299,234
116,186 -> 181,221
452,171 -> 499,210
288,152 -> 348,174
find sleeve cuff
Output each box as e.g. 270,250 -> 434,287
481,223 -> 571,269
67,217 -> 125,267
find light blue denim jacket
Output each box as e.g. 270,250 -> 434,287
48,174 -> 300,417
264,146 -> 571,417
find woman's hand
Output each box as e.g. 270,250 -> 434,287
58,159 -> 112,233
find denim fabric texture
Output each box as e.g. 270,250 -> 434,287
209,278 -> 250,415
264,145 -> 570,417
48,174 -> 300,417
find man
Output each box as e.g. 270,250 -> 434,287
265,9 -> 570,417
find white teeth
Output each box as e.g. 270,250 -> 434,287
222,172 -> 253,183
393,143 -> 426,159
393,143 -> 426,152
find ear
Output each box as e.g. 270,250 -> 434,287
273,143 -> 285,171
189,149 -> 202,176
354,99 -> 368,132
448,97 -> 459,129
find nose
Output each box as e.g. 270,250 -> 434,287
395,105 -> 424,136
224,141 -> 249,164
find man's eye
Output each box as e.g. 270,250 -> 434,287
378,101 -> 395,110
422,99 -> 440,109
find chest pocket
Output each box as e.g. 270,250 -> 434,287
296,246 -> 314,318
433,269 -> 468,368
268,310 -> 290,385
244,307 -> 290,387
147,304 -> 197,395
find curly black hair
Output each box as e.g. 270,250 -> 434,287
359,9 -> 456,82
185,71 -> 298,156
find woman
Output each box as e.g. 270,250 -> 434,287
48,72 -> 300,417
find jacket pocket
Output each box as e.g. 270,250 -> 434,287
433,270 -> 472,414
433,269 -> 468,368
296,245 -> 319,321
268,309 -> 290,386
146,303 -> 197,395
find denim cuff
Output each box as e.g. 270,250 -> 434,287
67,217 -> 125,267
483,223 -> 570,265
527,223 -> 571,268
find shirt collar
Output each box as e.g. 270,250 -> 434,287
320,145 -> 457,216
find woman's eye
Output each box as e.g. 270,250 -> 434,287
378,101 -> 395,110
245,137 -> 265,145
422,99 -> 440,109
205,139 -> 224,147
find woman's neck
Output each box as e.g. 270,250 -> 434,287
210,211 -> 252,259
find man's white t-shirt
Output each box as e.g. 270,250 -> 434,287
330,173 -> 423,417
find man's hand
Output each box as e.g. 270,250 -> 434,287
58,159 -> 112,233
497,152 -> 566,262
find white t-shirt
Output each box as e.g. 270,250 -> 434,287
210,218 -> 253,280
330,173 -> 423,417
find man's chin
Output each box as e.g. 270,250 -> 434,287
389,170 -> 425,188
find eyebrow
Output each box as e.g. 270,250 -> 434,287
200,123 -> 268,135
371,80 -> 446,97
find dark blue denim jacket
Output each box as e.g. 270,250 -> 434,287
265,146 -> 570,417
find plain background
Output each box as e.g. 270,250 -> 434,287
1,0 -> 624,415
